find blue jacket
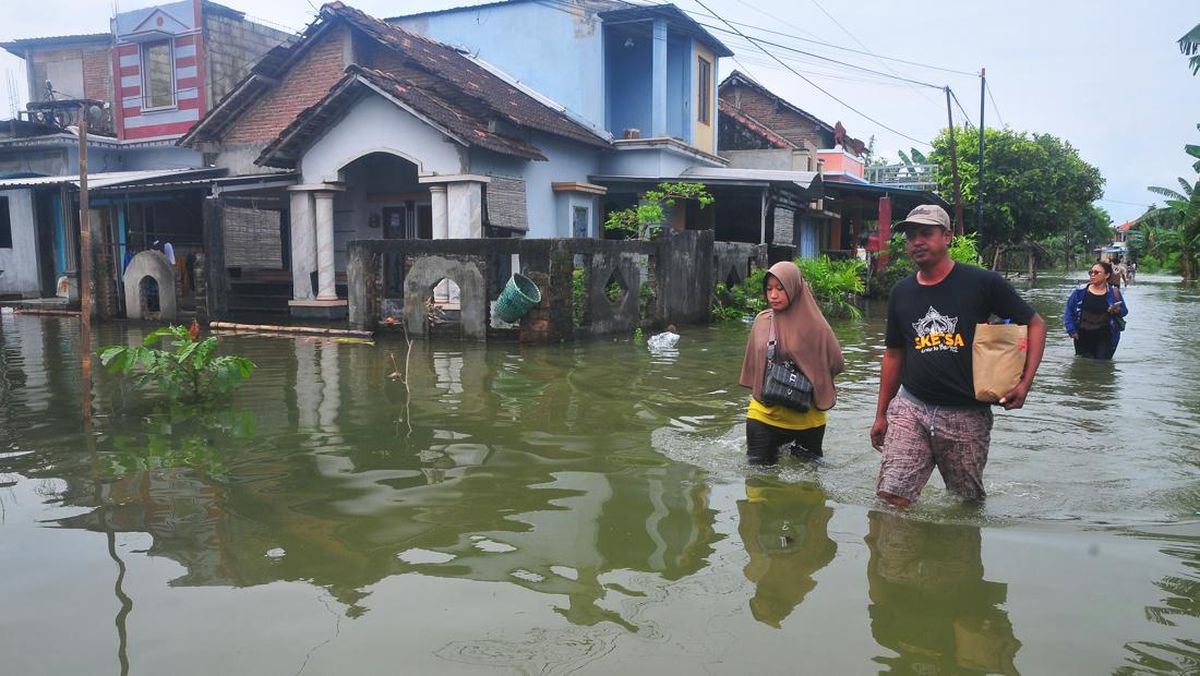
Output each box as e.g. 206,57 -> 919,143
1064,284 -> 1128,348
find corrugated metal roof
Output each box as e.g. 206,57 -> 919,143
590,167 -> 821,191
681,166 -> 820,189
0,168 -> 222,191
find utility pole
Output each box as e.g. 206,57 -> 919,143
78,102 -> 92,421
976,68 -> 986,234
944,86 -> 964,235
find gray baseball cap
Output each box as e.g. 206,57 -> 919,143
895,204 -> 951,232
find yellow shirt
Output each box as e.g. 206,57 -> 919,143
747,396 -> 827,431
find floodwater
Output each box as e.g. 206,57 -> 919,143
1,273 -> 1197,675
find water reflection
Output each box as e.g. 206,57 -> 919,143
34,334 -> 722,630
865,511 -> 1022,674
1118,531 -> 1200,674
736,477 -> 836,628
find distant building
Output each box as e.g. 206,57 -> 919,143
0,0 -> 290,308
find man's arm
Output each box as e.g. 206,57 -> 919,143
999,313 -> 1046,410
870,347 -> 905,451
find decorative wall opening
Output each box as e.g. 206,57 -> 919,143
139,276 -> 161,315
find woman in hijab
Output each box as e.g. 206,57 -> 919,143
739,261 -> 845,465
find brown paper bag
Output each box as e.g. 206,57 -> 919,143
972,323 -> 1027,403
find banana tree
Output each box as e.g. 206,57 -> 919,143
1180,23 -> 1200,75
1146,179 -> 1200,281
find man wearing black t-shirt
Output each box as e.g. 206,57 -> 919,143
869,205 -> 1046,507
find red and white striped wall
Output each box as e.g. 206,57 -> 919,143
112,0 -> 207,142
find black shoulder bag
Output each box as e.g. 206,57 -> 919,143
758,315 -> 814,412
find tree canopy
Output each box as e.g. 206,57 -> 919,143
929,127 -> 1105,251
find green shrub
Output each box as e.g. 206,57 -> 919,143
572,268 -> 586,327
712,257 -> 865,321
99,323 -> 255,403
879,232 -> 983,293
712,267 -> 768,322
795,256 -> 866,319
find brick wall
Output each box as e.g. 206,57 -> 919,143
222,25 -> 349,145
203,12 -> 293,110
719,85 -> 830,152
29,45 -> 113,105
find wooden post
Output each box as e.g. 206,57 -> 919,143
78,103 -> 92,421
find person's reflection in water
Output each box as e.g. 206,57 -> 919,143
736,478 -> 836,628
865,510 -> 1022,675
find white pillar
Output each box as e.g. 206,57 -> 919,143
446,181 -> 484,239
313,190 -> 337,300
430,185 -> 448,240
288,189 -> 316,300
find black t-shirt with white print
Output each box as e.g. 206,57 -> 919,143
885,263 -> 1036,407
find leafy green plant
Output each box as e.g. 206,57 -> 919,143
878,231 -> 983,293
99,323 -> 256,403
711,257 -> 865,321
572,268 -> 587,327
632,327 -> 645,344
639,281 -> 656,321
604,182 -> 714,239
712,267 -> 768,322
795,255 -> 866,319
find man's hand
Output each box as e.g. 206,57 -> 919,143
998,381 -> 1031,410
1069,332 -> 1078,340
870,415 -> 888,451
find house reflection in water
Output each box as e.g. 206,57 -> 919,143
54,334 -> 721,628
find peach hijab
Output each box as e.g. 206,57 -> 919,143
739,261 -> 845,410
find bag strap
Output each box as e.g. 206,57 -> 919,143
767,313 -> 777,364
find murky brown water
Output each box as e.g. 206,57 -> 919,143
1,273 -> 1197,675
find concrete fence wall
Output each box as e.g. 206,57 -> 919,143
347,231 -> 769,341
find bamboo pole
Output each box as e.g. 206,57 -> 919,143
78,103 -> 92,422
12,308 -> 82,316
208,320 -> 374,338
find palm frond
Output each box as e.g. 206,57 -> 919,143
1147,186 -> 1185,202
1181,23 -> 1200,55
1179,177 -> 1196,197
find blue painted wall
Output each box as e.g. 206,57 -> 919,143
666,35 -> 691,142
469,133 -> 605,239
604,27 -> 653,138
392,4 -> 607,131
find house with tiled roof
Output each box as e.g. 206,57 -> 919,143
717,69 -> 947,259
387,1 -> 823,247
182,1 -> 641,318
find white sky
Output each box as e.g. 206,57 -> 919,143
2,0 -> 1197,225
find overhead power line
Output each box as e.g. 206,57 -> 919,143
689,0 -> 932,146
804,0 -> 943,110
948,88 -> 974,129
985,80 -> 1007,128
670,2 -> 979,77
694,22 -> 943,89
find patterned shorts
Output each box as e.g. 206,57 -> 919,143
876,393 -> 994,502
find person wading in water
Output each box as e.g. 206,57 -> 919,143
869,205 -> 1047,506
1064,261 -> 1128,360
739,261 -> 844,465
